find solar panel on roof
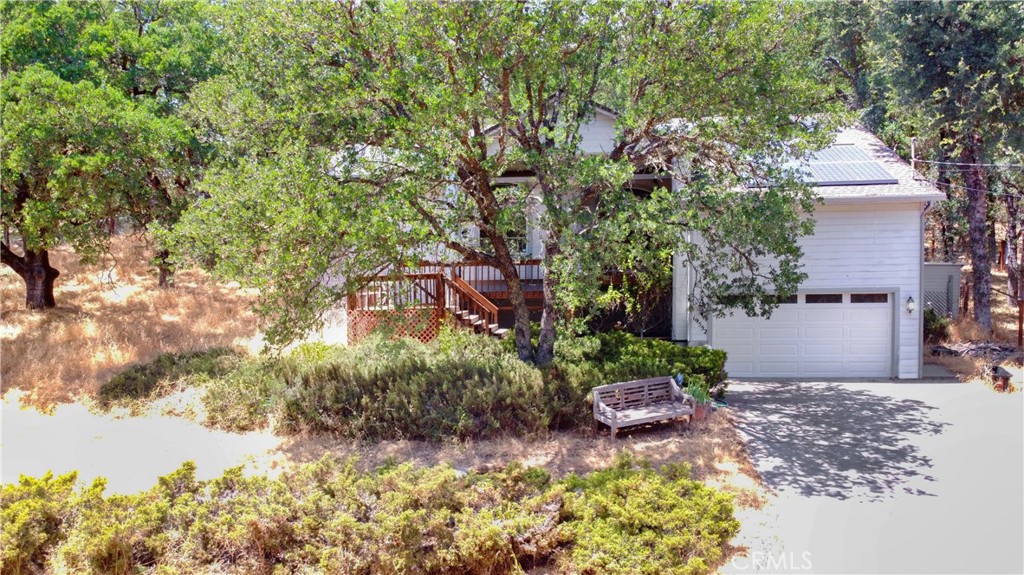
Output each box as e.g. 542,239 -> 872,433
805,144 -> 897,186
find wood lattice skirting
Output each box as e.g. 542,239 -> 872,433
348,307 -> 450,344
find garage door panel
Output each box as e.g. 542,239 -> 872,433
847,308 -> 889,320
804,327 -> 845,339
714,293 -> 892,378
759,343 -> 799,356
846,361 -> 890,377
759,362 -> 801,376
728,361 -> 755,375
725,345 -> 755,360
802,309 -> 845,322
802,361 -> 847,375
760,327 -> 799,339
804,342 -> 844,355
849,341 -> 889,355
766,308 -> 800,322
848,326 -> 887,339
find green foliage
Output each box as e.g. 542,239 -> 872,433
200,357 -> 289,432
560,454 -> 740,575
1,471 -> 81,574
1,0 -> 224,300
924,308 -> 952,344
172,0 -> 843,359
101,330 -> 729,438
278,335 -> 550,440
98,348 -> 238,406
687,383 -> 713,405
2,456 -> 739,575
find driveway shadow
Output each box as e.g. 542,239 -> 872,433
727,381 -> 949,500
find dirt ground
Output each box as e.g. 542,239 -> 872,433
2,386 -> 767,510
923,271 -> 1022,384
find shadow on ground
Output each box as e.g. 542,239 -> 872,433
727,381 -> 949,500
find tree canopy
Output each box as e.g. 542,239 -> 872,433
171,0 -> 844,361
1,0 -> 223,306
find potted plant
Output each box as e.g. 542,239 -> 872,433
686,383 -> 713,422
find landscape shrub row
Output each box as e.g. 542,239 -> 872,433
2,455 -> 739,575
98,328 -> 728,439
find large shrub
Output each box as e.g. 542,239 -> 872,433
924,308 -> 951,343
538,332 -> 728,427
279,334 -> 550,440
98,328 -> 728,438
1,456 -> 739,575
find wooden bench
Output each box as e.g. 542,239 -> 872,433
592,376 -> 696,438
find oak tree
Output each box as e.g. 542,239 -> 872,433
173,0 -> 843,362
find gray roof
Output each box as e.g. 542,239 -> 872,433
813,128 -> 945,204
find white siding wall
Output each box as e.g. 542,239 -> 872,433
796,203 -> 922,378
673,202 -> 926,379
577,112 -> 618,155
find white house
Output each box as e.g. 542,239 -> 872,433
350,111 -> 944,380
488,118 -> 944,379
673,128 -> 944,379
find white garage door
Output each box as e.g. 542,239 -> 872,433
713,293 -> 893,378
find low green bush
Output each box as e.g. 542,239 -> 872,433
97,348 -> 238,407
924,307 -> 951,343
279,335 -> 550,440
1,472 -> 81,574
1,455 -> 739,575
561,454 -> 740,575
99,328 -> 729,438
543,332 -> 728,422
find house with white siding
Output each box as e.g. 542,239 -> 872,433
349,111 -> 945,379
673,128 -> 944,379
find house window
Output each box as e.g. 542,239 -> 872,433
476,218 -> 529,258
851,293 -> 889,303
774,294 -> 798,304
805,293 -> 842,304
507,219 -> 528,258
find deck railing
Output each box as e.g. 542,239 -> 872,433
451,260 -> 544,298
348,260 -> 545,342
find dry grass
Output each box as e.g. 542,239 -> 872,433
955,270 -> 1020,346
925,270 -> 1021,382
267,408 -> 769,510
925,354 -> 987,380
1,235 -> 262,408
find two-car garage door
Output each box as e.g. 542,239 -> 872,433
712,293 -> 893,378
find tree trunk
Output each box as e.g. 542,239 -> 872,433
1,242 -> 59,309
1004,190 -> 1020,306
534,240 -> 561,365
481,223 -> 534,363
493,255 -> 534,363
156,248 -> 175,288
962,140 -> 992,332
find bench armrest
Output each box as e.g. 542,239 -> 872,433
593,396 -> 617,421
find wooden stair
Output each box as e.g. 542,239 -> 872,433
451,305 -> 508,337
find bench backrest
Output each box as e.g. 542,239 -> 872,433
594,377 -> 675,410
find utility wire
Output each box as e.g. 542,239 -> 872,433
930,180 -> 1023,200
915,158 -> 1024,169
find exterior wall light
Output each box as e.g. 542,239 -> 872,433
906,296 -> 915,313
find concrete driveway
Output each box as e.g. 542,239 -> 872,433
720,379 -> 1024,574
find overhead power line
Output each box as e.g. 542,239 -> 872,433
930,180 -> 1023,199
916,158 -> 1024,169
